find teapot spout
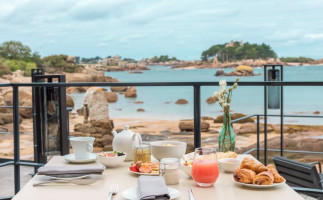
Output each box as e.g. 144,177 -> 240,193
112,131 -> 117,137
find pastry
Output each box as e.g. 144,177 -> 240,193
233,168 -> 256,184
253,171 -> 274,185
240,157 -> 267,174
139,163 -> 152,173
267,164 -> 285,183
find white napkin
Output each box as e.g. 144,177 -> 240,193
138,175 -> 170,200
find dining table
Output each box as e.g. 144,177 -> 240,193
12,154 -> 305,200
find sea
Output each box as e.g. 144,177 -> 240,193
70,65 -> 323,125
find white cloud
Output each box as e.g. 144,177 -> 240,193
1,0 -> 323,59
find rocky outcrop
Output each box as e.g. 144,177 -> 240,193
137,108 -> 145,112
104,92 -> 118,103
215,65 -> 261,76
175,99 -> 188,104
179,120 -> 210,132
214,113 -> 255,124
0,113 -> 22,125
206,96 -> 216,104
215,70 -> 224,76
3,88 -> 33,118
66,95 -> 74,107
66,73 -> 119,83
72,119 -> 114,151
83,87 -> 109,121
66,56 -> 76,64
110,86 -> 128,92
125,87 -> 137,98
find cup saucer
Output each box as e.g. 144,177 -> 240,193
64,153 -> 96,164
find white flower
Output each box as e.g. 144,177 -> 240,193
220,87 -> 226,94
219,100 -> 224,105
219,80 -> 227,87
223,103 -> 230,108
213,92 -> 220,101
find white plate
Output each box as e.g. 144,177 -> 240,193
45,174 -> 91,180
63,153 -> 96,164
128,168 -> 159,176
233,177 -> 286,189
122,187 -> 180,200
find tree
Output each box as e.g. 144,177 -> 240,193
201,41 -> 277,62
0,41 -> 32,61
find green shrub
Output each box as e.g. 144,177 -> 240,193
280,57 -> 314,63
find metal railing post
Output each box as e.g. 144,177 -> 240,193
13,86 -> 20,193
193,85 -> 201,148
256,115 -> 260,160
280,67 -> 284,157
264,67 -> 268,165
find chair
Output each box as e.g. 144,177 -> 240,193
273,156 -> 323,200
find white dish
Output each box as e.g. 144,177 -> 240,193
128,168 -> 159,176
63,153 -> 96,164
150,141 -> 186,160
122,186 -> 180,200
96,152 -> 127,167
219,158 -> 241,173
233,177 -> 286,189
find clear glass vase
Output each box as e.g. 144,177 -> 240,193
218,113 -> 235,152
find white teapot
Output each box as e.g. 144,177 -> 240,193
112,125 -> 142,161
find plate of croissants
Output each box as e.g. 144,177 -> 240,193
233,157 -> 286,188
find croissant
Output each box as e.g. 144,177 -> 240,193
240,157 -> 267,174
267,164 -> 285,183
253,171 -> 274,185
233,168 -> 256,184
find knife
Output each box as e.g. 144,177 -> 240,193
189,187 -> 195,200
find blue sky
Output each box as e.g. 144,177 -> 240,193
1,0 -> 323,60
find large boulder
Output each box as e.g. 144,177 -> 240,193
206,96 -> 216,104
66,56 -> 76,64
214,69 -> 224,76
104,92 -> 118,103
110,86 -> 128,92
179,120 -> 210,132
125,87 -> 137,98
0,113 -> 22,125
175,99 -> 188,104
83,87 -> 110,121
3,88 -> 33,118
66,95 -> 74,107
214,113 -> 255,124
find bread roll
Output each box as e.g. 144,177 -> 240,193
233,168 -> 256,184
240,157 -> 267,174
253,171 -> 274,185
267,164 -> 285,183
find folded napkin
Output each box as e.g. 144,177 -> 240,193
37,165 -> 105,175
138,175 -> 170,200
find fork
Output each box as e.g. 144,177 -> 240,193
107,184 -> 118,200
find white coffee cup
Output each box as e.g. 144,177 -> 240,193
69,137 -> 95,160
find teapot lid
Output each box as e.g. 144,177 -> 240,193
119,125 -> 134,134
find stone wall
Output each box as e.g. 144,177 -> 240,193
72,119 -> 114,151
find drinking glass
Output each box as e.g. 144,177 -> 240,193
191,147 -> 219,187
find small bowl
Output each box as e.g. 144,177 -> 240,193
219,158 -> 241,173
150,141 -> 187,160
180,164 -> 192,177
96,152 -> 127,167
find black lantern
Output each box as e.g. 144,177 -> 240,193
268,66 -> 281,109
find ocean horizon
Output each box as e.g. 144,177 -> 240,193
70,65 -> 323,125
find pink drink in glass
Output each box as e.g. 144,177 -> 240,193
191,147 -> 219,187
